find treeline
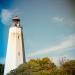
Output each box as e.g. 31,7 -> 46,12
7,57 -> 75,75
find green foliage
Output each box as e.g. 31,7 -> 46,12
0,64 -> 4,75
7,58 -> 75,75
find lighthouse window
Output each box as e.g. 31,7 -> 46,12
18,52 -> 20,56
18,36 -> 19,39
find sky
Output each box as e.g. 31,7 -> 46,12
0,0 -> 75,65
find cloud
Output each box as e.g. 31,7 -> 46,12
1,9 -> 13,25
0,9 -> 23,25
52,16 -> 75,27
53,16 -> 64,22
71,20 -> 75,26
28,34 -> 75,57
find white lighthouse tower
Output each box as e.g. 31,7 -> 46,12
4,16 -> 25,75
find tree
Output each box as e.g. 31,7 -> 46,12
59,60 -> 75,75
8,57 -> 57,75
0,64 -> 4,75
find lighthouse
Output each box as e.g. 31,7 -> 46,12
4,16 -> 25,75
